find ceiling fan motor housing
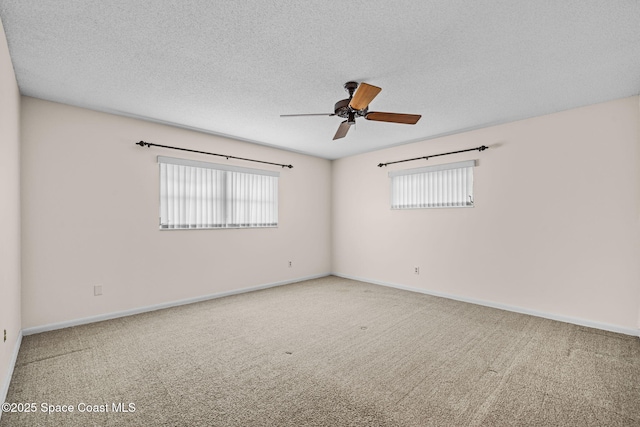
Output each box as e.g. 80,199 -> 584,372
334,99 -> 367,120
334,81 -> 368,121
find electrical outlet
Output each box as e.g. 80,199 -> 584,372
94,285 -> 103,296
3,329 -> 6,342
288,261 -> 292,268
414,267 -> 420,275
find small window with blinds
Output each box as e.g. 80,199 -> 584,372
389,160 -> 475,209
158,156 -> 278,229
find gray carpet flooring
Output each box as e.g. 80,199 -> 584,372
2,276 -> 639,426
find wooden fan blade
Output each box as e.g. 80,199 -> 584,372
280,113 -> 334,117
333,121 -> 352,140
365,112 -> 421,124
349,83 -> 381,111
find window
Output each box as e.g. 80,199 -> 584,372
158,156 -> 278,229
389,160 -> 475,209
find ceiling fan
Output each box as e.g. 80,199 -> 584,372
280,81 -> 422,140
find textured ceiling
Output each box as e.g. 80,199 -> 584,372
1,1 -> 639,159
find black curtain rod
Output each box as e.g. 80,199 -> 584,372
377,145 -> 488,167
136,141 -> 293,169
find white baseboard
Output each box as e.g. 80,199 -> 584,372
19,271 -> 640,338
0,329 -> 23,421
23,273 -> 330,336
333,273 -> 640,337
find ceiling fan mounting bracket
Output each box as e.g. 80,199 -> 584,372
343,81 -> 359,98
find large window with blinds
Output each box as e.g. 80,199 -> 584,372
158,156 -> 279,229
389,160 -> 475,209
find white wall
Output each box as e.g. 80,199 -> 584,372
0,17 -> 21,402
333,97 -> 640,332
20,97 -> 332,329
13,79 -> 640,336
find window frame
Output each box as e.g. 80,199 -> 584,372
158,156 -> 279,230
389,160 -> 476,210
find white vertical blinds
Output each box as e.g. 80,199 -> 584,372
159,156 -> 279,229
389,160 -> 475,209
226,171 -> 278,227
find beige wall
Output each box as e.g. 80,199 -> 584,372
333,97 -> 640,332
0,18 -> 21,399
20,97 -> 331,329
10,67 -> 640,339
